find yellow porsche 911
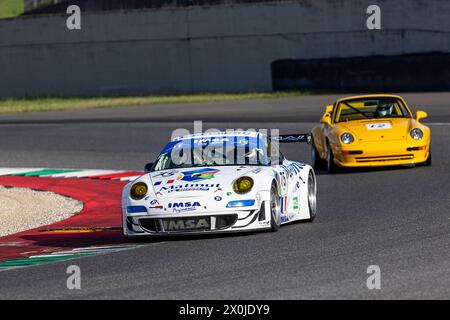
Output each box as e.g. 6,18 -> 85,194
310,94 -> 431,173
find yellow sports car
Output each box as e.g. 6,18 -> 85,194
311,94 -> 431,173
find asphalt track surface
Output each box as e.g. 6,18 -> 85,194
0,92 -> 449,299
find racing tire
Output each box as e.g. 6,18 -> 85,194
270,183 -> 281,232
311,137 -> 325,170
305,170 -> 317,222
326,142 -> 338,174
424,151 -> 432,167
416,149 -> 432,167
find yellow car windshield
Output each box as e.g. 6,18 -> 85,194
334,97 -> 411,123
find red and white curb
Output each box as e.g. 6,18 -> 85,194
0,169 -> 144,271
0,168 -> 144,181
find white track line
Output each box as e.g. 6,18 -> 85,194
50,170 -> 122,178
0,168 -> 44,176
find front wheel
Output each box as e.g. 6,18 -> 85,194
270,183 -> 281,231
311,137 -> 325,170
326,143 -> 338,174
424,151 -> 432,166
416,149 -> 432,167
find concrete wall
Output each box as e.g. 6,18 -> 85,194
1,0 -> 450,97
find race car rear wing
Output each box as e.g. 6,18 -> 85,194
271,133 -> 311,144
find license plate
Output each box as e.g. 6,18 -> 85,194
365,123 -> 392,130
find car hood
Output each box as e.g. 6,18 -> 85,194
148,166 -> 263,199
339,118 -> 412,142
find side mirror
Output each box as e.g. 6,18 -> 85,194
321,113 -> 332,126
144,163 -> 154,172
416,110 -> 428,121
325,105 -> 334,114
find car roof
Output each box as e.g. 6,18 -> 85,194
172,131 -> 263,142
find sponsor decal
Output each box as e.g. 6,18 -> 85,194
275,173 -> 282,196
179,168 -> 219,182
192,137 -> 229,145
153,174 -> 184,186
214,196 -> 222,201
279,196 -> 288,213
153,168 -> 219,186
281,215 -> 289,223
259,221 -> 270,226
252,168 -> 264,174
285,163 -> 305,178
163,218 -> 210,231
293,196 -> 299,210
149,199 -> 163,209
152,170 -> 180,178
168,201 -> 201,213
159,183 -> 221,193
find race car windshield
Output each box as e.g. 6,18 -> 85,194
335,97 -> 411,123
151,136 -> 270,171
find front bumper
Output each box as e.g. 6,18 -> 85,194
333,140 -> 430,168
123,201 -> 271,237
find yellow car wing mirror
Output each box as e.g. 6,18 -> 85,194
321,113 -> 332,125
416,110 -> 428,121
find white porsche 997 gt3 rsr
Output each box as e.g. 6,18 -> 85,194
122,131 -> 316,238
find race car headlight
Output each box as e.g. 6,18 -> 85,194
130,182 -> 148,200
341,132 -> 354,144
410,128 -> 423,140
233,176 -> 254,195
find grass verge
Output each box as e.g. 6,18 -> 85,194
0,0 -> 24,19
0,91 -> 308,114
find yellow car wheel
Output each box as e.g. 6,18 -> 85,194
311,137 -> 325,170
326,143 -> 338,174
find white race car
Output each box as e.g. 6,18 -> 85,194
122,131 -> 317,238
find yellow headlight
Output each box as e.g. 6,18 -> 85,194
130,182 -> 148,200
233,177 -> 254,195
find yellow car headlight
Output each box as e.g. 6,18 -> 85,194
130,182 -> 148,200
233,176 -> 254,195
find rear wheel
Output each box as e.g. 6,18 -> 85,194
270,183 -> 281,231
305,171 -> 317,222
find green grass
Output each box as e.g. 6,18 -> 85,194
0,0 -> 24,19
0,91 -> 308,114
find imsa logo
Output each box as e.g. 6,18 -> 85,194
168,201 -> 201,209
163,218 -> 210,231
